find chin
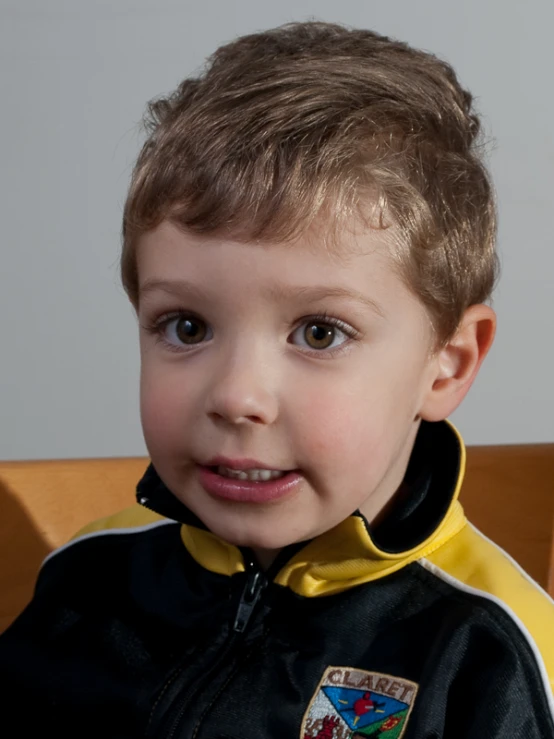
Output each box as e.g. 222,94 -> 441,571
221,529 -> 289,551
207,518 -> 302,552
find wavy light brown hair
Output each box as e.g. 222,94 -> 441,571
121,21 -> 498,345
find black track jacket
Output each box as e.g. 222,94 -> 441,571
1,421 -> 553,738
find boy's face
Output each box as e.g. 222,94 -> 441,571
136,220 -> 441,557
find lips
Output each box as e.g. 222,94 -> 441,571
197,463 -> 302,503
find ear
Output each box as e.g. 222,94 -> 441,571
420,304 -> 496,422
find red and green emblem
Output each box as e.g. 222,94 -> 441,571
302,667 -> 418,739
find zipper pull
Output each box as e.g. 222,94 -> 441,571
233,560 -> 266,633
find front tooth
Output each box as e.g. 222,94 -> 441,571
217,466 -> 244,479
216,465 -> 287,481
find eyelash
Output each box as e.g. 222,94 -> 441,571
291,312 -> 359,357
141,310 -> 360,357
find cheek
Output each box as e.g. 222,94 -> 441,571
139,362 -> 192,452
293,382 -> 386,465
291,367 -> 418,475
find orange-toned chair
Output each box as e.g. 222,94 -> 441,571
1,445 -> 553,633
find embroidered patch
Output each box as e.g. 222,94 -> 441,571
302,667 -> 418,738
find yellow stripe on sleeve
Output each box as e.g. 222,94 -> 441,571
421,522 -> 554,708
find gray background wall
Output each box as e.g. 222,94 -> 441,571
1,0 -> 553,461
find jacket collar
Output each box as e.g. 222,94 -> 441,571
137,420 -> 467,596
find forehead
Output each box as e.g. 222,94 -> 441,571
135,219 -> 424,322
138,219 -> 391,278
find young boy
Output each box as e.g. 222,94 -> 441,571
1,21 -> 553,739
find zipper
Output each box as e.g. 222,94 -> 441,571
233,558 -> 266,633
162,556 -> 267,739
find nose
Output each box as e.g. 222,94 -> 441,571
204,347 -> 279,426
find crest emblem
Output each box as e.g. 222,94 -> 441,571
302,667 -> 418,738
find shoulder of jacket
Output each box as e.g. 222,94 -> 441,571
42,504 -> 174,568
420,520 -> 554,702
71,503 -> 168,539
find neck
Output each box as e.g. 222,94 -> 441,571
251,546 -> 282,571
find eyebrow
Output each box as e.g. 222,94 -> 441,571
139,278 -> 386,318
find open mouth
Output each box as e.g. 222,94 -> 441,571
209,465 -> 287,482
199,464 -> 302,502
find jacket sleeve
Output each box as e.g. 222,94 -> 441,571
444,654 -> 554,737
420,525 -> 554,737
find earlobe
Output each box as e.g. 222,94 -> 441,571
420,304 -> 496,422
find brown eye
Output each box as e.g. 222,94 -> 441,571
290,317 -> 352,353
174,316 -> 208,344
304,322 -> 336,349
